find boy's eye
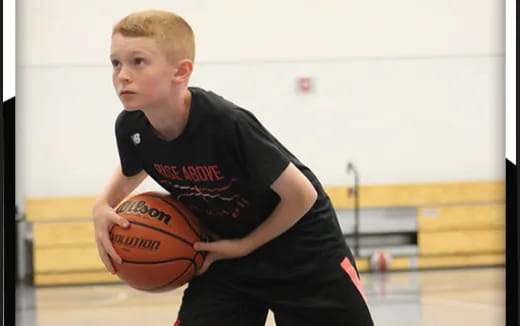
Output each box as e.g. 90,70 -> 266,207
111,60 -> 121,68
134,58 -> 146,66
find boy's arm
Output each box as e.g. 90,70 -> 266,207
241,162 -> 317,252
92,164 -> 148,273
93,164 -> 148,208
194,162 -> 317,273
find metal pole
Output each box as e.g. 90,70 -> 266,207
347,162 -> 360,257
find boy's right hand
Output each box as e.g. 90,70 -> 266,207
92,201 -> 130,274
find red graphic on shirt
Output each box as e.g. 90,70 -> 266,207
154,163 -> 224,182
153,163 -> 249,219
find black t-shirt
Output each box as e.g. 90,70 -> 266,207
115,87 -> 349,280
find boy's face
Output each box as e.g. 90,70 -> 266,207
110,34 -> 178,111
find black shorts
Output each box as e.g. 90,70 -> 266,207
175,253 -> 373,326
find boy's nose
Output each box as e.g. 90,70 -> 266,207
117,67 -> 132,82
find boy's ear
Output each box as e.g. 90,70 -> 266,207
173,59 -> 194,82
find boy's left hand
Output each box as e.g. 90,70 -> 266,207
193,239 -> 253,275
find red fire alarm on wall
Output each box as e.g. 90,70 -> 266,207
297,77 -> 313,93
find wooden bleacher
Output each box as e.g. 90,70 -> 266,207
26,180 -> 505,285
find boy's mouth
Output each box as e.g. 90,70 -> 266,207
120,90 -> 136,95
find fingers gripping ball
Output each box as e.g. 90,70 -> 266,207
110,192 -> 205,292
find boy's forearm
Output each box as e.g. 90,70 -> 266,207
94,165 -> 147,209
241,188 -> 317,254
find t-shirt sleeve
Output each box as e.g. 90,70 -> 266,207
231,109 -> 290,194
115,112 -> 143,177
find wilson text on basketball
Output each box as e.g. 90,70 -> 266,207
116,200 -> 172,225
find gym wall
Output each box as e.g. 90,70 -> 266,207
16,0 -> 504,207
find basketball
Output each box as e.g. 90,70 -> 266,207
369,249 -> 392,272
110,191 -> 205,292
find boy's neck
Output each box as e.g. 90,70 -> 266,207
143,88 -> 192,141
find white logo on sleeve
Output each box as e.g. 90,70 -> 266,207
131,133 -> 141,145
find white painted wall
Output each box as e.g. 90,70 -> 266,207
16,0 -> 505,208
17,0 -> 502,66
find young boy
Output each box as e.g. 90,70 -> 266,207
92,10 -> 373,326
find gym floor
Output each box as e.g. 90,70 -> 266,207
15,266 -> 504,326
